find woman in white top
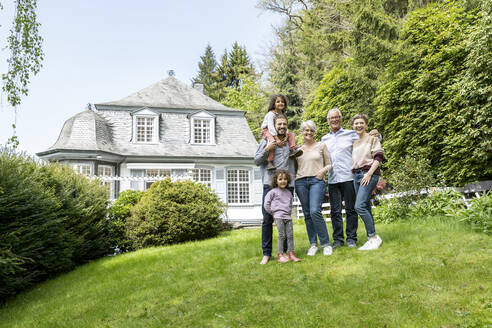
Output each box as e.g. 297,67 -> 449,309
294,120 -> 333,256
351,114 -> 384,251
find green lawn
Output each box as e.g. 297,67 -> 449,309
0,218 -> 490,328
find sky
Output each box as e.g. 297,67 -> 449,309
0,1 -> 283,156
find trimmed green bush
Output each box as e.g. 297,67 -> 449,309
0,148 -> 111,301
126,178 -> 224,248
108,190 -> 144,252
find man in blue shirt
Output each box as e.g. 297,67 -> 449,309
321,108 -> 360,248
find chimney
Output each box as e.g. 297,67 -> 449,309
193,83 -> 204,94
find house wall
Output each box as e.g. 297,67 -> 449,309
118,162 -> 263,223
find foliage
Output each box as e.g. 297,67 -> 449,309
191,44 -> 219,99
375,1 -> 491,185
408,189 -> 466,218
0,148 -> 111,301
126,178 -> 224,249
374,188 -> 490,236
386,150 -> 438,203
457,192 -> 492,234
303,61 -> 378,139
261,0 -> 431,110
192,42 -> 256,102
221,74 -> 269,140
1,0 -> 44,107
1,222 -> 491,327
108,190 -> 144,252
373,197 -> 410,223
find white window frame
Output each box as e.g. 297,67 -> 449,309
145,169 -> 171,189
190,168 -> 213,189
132,108 -> 159,144
97,165 -> 114,199
190,111 -> 215,145
71,163 -> 93,176
226,168 -> 251,204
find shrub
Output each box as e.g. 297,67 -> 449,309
373,198 -> 410,224
0,148 -> 111,301
385,150 -> 438,205
409,189 -> 466,219
126,178 -> 225,248
458,192 -> 492,235
108,190 -> 144,252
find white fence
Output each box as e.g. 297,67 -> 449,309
293,182 -> 492,221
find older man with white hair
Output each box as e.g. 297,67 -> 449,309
321,108 -> 379,248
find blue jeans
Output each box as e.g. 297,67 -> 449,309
328,181 -> 358,245
262,185 -> 292,256
295,177 -> 330,247
353,172 -> 379,238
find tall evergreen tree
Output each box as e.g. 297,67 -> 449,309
193,42 -> 256,102
218,42 -> 255,90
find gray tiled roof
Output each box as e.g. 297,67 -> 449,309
98,76 -> 234,111
39,77 -> 258,159
94,109 -> 258,158
46,109 -> 115,153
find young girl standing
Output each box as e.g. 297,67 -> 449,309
264,170 -> 301,263
261,94 -> 302,170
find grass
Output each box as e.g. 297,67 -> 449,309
0,217 -> 491,328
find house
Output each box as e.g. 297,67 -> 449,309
36,77 -> 264,224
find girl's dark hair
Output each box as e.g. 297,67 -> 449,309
271,170 -> 291,188
267,94 -> 288,113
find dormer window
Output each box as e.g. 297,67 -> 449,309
132,108 -> 159,143
194,119 -> 210,143
136,117 -> 154,142
190,111 -> 215,145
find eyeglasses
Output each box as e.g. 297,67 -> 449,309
328,116 -> 341,121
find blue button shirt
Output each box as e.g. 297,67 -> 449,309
321,128 -> 359,184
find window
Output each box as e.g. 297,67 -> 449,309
71,163 -> 92,176
190,168 -> 212,188
190,111 -> 215,145
227,169 -> 250,204
98,165 -> 114,199
145,169 -> 171,189
132,108 -> 159,143
136,117 -> 155,142
98,165 -> 113,177
193,119 -> 210,144
146,169 -> 171,177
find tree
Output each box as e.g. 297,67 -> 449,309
193,43 -> 256,102
217,42 -> 255,91
375,1 -> 490,185
221,74 -> 269,140
303,62 -> 377,139
1,0 -> 44,147
192,44 -> 219,99
1,0 -> 43,107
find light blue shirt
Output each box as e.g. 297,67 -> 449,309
321,128 -> 359,184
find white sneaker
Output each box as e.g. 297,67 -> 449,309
307,245 -> 318,256
358,235 -> 382,251
323,246 -> 333,256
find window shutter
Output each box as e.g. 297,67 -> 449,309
215,168 -> 226,202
